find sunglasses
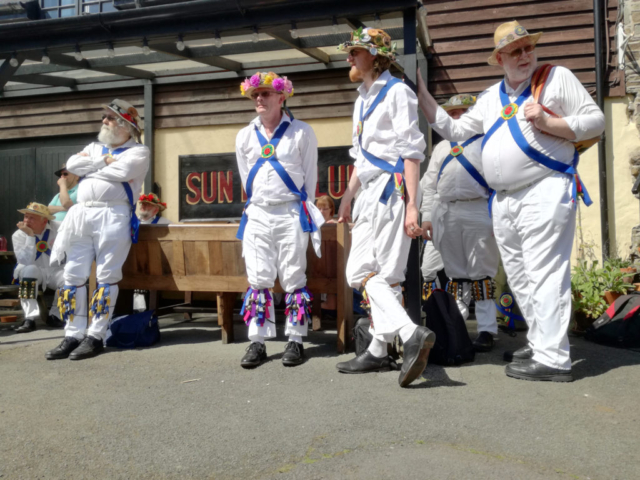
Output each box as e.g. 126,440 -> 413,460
251,91 -> 273,100
60,172 -> 69,177
101,114 -> 118,121
502,44 -> 535,60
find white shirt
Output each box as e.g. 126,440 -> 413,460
12,221 -> 59,271
431,66 -> 605,191
420,138 -> 488,222
351,70 -> 426,186
140,215 -> 170,225
66,138 -> 150,204
235,113 -> 318,206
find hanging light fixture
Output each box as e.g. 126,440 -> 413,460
41,49 -> 50,65
74,44 -> 83,61
331,16 -> 339,34
9,52 -> 19,67
214,30 -> 223,48
290,21 -> 298,39
176,34 -> 186,51
107,42 -> 115,58
142,38 -> 151,55
251,26 -> 259,43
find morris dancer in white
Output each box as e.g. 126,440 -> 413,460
421,94 -> 500,352
236,72 -> 323,368
137,193 -> 170,225
416,21 -> 605,381
334,27 -> 435,388
12,203 -> 65,333
47,99 -> 150,361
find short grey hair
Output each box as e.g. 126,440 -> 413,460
116,116 -> 140,142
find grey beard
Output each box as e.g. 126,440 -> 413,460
98,125 -> 128,146
138,210 -> 155,221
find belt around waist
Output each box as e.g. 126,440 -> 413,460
497,171 -> 557,196
443,197 -> 485,203
79,200 -> 130,208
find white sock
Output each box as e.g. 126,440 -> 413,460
288,334 -> 303,344
366,337 -> 387,358
398,323 -> 418,344
248,334 -> 265,344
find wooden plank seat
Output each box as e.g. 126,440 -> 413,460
119,223 -> 353,352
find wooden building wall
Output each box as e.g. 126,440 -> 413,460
425,0 -> 623,100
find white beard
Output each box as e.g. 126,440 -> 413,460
98,124 -> 129,146
138,209 -> 158,221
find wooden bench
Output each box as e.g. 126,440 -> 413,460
117,223 -> 354,352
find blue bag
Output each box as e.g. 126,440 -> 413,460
105,310 -> 160,349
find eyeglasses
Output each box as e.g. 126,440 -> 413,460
251,91 -> 273,100
60,172 -> 69,177
502,44 -> 535,60
101,114 -> 117,121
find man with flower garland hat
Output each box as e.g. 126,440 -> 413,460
137,193 -> 170,225
235,71 -> 323,368
46,99 -> 150,361
416,21 -> 605,382
420,93 -> 500,352
334,27 -> 435,388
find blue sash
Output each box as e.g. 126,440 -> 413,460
101,146 -> 140,243
481,81 -> 592,207
437,134 -> 490,192
35,228 -> 52,260
236,120 -> 317,240
151,215 -> 161,225
358,77 -> 405,204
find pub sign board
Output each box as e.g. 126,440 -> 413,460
179,146 -> 354,221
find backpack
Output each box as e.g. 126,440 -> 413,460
584,294 -> 640,351
105,310 -> 160,349
423,289 -> 475,365
353,317 -> 373,356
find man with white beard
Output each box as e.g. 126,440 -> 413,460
47,99 -> 150,361
137,193 -> 170,225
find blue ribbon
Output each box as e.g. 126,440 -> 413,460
151,215 -> 160,225
35,228 -> 51,260
495,301 -> 525,330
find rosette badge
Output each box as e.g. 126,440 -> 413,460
338,27 -> 397,61
240,71 -> 295,99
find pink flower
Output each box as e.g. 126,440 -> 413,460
250,74 -> 261,87
242,79 -> 252,91
284,78 -> 293,94
272,78 -> 285,92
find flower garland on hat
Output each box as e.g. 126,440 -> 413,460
338,27 -> 397,61
240,71 -> 294,98
138,193 -> 167,212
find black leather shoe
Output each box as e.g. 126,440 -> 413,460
45,337 -> 80,360
336,351 -> 394,373
69,336 -> 104,361
241,342 -> 267,369
282,341 -> 305,366
505,359 -> 573,382
472,331 -> 494,352
399,326 -> 436,388
503,345 -> 533,363
45,315 -> 65,329
15,319 -> 36,333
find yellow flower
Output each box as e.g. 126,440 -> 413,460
240,84 -> 246,95
290,88 -> 294,97
264,75 -> 274,85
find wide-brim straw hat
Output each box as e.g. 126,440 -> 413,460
240,72 -> 294,99
338,27 -> 397,62
18,202 -> 54,220
488,21 -> 542,66
442,93 -> 477,112
138,193 -> 167,212
101,98 -> 142,132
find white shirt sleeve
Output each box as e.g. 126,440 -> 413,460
299,123 -> 319,203
390,85 -> 426,162
12,230 -> 36,266
420,142 -> 447,222
66,144 -> 105,176
349,99 -> 360,161
86,145 -> 150,183
235,128 -> 250,190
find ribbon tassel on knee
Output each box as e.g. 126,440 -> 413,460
285,286 -> 313,326
240,287 -> 272,327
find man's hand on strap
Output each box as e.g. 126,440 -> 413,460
405,204 -> 422,239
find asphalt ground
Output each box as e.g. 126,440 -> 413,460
1,314 -> 639,480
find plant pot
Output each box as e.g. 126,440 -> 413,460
634,283 -> 640,292
620,267 -> 637,284
0,315 -> 18,323
603,291 -> 622,305
572,310 -> 596,333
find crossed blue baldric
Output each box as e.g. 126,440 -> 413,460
35,228 -> 52,260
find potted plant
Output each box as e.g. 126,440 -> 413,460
606,257 -> 637,284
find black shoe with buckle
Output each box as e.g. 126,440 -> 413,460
399,326 -> 436,388
505,359 -> 573,382
282,341 -> 305,366
45,315 -> 65,329
45,337 -> 80,360
241,342 -> 267,369
503,345 -> 533,363
15,318 -> 36,334
472,331 -> 494,352
68,336 -> 104,361
336,351 -> 394,374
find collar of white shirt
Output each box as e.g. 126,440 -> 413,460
250,111 -> 293,134
502,74 -> 532,97
100,137 -> 138,152
357,70 -> 393,99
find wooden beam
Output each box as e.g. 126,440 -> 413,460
11,73 -> 76,88
150,43 -> 242,71
266,31 -> 330,64
0,55 -> 23,89
416,7 -> 431,54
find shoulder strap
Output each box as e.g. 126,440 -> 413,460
531,64 -> 558,117
362,77 -> 402,121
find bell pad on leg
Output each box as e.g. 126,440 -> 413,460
90,284 -> 112,317
285,287 -> 313,326
240,288 -> 272,327
18,278 -> 38,300
57,286 -> 77,322
471,277 -> 496,302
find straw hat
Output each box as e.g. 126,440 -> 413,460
138,193 -> 167,212
338,27 -> 397,61
101,98 -> 142,132
442,94 -> 477,112
488,21 -> 542,66
18,202 -> 54,221
240,72 -> 294,99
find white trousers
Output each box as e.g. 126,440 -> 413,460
432,199 -> 500,334
63,205 -> 131,341
421,240 -> 444,282
242,202 -> 310,338
15,264 -> 64,320
346,173 -> 413,342
492,173 -> 575,370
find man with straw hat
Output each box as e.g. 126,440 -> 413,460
420,94 -> 500,352
235,71 -> 324,369
137,193 -> 170,225
11,203 -> 65,333
47,99 -> 150,361
334,27 -> 435,388
416,21 -> 605,381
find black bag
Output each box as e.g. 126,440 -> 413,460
585,294 -> 640,350
423,289 -> 475,365
353,317 -> 373,356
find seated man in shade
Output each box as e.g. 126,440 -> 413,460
137,193 -> 170,225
